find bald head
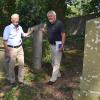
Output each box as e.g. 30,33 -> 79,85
11,13 -> 19,26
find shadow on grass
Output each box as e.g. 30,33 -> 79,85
0,37 -> 84,100
0,80 -> 73,100
0,63 -> 76,100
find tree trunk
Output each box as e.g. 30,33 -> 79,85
28,24 -> 44,70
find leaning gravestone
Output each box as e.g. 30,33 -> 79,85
73,17 -> 100,100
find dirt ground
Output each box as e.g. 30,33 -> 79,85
0,47 -> 83,100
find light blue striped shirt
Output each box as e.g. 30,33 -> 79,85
3,24 -> 26,46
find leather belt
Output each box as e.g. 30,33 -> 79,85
8,44 -> 22,48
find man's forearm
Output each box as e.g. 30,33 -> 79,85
61,32 -> 66,46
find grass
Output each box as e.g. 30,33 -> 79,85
0,37 -> 84,100
58,86 -> 73,92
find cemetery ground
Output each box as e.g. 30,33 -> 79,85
0,37 -> 84,100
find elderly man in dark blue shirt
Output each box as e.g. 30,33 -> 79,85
42,10 -> 66,85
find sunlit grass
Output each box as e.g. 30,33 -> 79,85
0,74 -> 4,79
0,37 -> 83,100
0,72 -> 5,80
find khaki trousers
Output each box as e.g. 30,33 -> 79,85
50,45 -> 62,82
8,46 -> 24,83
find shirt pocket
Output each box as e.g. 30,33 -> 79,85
9,29 -> 17,39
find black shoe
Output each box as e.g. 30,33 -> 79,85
18,82 -> 24,87
10,83 -> 16,87
46,81 -> 55,85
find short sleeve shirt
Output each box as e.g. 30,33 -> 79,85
3,24 -> 26,46
47,20 -> 65,45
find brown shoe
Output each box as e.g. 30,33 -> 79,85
46,81 -> 55,85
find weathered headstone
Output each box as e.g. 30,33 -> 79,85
73,17 -> 100,100
0,37 -> 5,79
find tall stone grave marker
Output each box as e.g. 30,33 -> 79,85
73,17 -> 100,100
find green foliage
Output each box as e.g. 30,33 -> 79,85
65,0 -> 83,17
23,38 -> 33,65
16,0 -> 47,27
4,87 -> 19,100
67,32 -> 84,43
46,0 -> 66,21
1,0 -> 100,31
0,0 -> 16,34
23,38 -> 32,47
82,0 -> 100,14
23,37 -> 51,65
65,0 -> 100,17
24,71 -> 45,82
59,86 -> 72,92
17,86 -> 36,100
42,38 -> 51,63
4,86 -> 36,100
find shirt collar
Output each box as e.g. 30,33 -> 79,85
10,24 -> 19,29
49,20 -> 57,25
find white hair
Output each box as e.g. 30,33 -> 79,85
11,13 -> 19,19
47,10 -> 56,16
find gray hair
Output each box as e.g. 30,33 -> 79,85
11,13 -> 19,19
47,10 -> 56,16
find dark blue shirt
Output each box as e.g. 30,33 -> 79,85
47,20 -> 65,45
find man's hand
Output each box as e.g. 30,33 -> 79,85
60,32 -> 66,52
59,44 -> 64,52
40,28 -> 47,33
25,27 -> 35,37
5,48 -> 10,57
3,40 -> 10,57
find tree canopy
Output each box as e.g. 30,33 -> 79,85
0,0 -> 100,32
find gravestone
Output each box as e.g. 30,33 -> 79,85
73,17 -> 100,100
0,37 -> 5,79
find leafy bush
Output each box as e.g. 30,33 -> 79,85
42,38 -> 51,63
